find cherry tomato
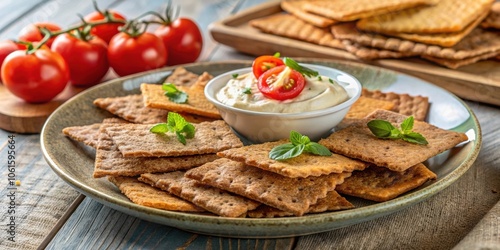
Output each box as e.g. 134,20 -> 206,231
252,55 -> 284,79
84,10 -> 126,44
51,33 -> 109,87
0,41 -> 21,82
257,65 -> 305,101
154,18 -> 203,66
1,48 -> 69,103
18,22 -> 61,48
108,32 -> 167,76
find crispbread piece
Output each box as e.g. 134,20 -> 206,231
319,110 -> 468,172
247,190 -> 354,218
249,13 -> 345,50
185,158 -> 351,216
164,66 -> 200,87
332,22 -> 500,60
108,176 -> 204,212
281,0 -> 337,28
62,118 -> 128,148
382,10 -> 489,47
93,124 -> 218,177
93,94 -> 215,124
422,50 -> 500,69
189,72 -> 213,90
336,163 -> 437,202
345,96 -> 396,119
481,2 -> 500,29
104,120 -> 243,158
304,0 -> 435,22
356,0 -> 493,34
361,89 -> 429,121
139,172 -> 261,218
341,39 -> 417,60
217,140 -> 368,178
141,82 -> 221,119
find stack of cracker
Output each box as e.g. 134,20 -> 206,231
249,0 -> 500,69
62,66 -> 468,217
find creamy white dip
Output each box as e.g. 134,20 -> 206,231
216,71 -> 349,113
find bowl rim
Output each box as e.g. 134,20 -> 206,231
204,64 -> 362,118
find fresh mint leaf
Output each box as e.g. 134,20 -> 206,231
162,83 -> 188,104
282,57 -> 319,78
150,112 -> 196,145
367,116 -> 428,145
269,131 -> 332,160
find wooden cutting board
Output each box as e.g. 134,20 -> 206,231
0,84 -> 85,134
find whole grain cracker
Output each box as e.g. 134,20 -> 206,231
336,163 -> 437,202
281,0 -> 337,28
141,82 -> 221,119
356,0 -> 493,34
481,2 -> 500,29
249,13 -> 345,50
217,140 -> 368,178
62,118 -> 128,148
304,0 -> 436,22
341,39 -> 417,60
332,22 -> 500,60
139,172 -> 260,218
94,124 -> 218,177
164,66 -> 200,87
108,176 -> 204,212
318,110 -> 468,172
185,158 -> 351,216
361,89 -> 429,121
104,120 -> 243,158
422,50 -> 500,69
93,94 -> 215,124
345,96 -> 396,119
247,190 -> 354,218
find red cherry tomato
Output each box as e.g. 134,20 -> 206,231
107,32 -> 167,76
1,49 -> 69,103
0,41 -> 21,82
257,65 -> 305,101
51,33 -> 109,87
154,17 -> 203,66
84,11 -> 126,44
252,55 -> 284,79
18,22 -> 62,48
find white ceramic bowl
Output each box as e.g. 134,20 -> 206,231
204,64 -> 362,143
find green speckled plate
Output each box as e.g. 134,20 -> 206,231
41,59 -> 481,238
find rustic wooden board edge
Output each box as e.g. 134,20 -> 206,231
209,0 -> 500,106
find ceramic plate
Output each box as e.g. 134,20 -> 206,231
41,59 -> 481,238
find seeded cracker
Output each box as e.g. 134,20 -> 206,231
108,176 -> 204,212
303,0 -> 436,22
249,13 -> 345,50
280,0 -> 337,28
141,73 -> 221,119
336,164 -> 437,202
164,67 -> 200,87
62,118 -> 128,148
139,172 -> 261,217
104,120 -> 243,158
319,110 -> 468,172
185,158 -> 351,216
361,89 -> 429,121
217,140 -> 368,178
345,96 -> 395,119
247,191 -> 354,218
356,0 -> 493,34
93,94 -> 215,124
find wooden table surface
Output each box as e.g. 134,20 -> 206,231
0,1 -> 499,249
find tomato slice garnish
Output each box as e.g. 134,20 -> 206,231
252,55 -> 284,79
257,65 -> 305,101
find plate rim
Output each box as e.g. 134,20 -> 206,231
40,59 -> 482,238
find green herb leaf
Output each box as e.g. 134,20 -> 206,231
367,116 -> 428,145
150,112 -> 196,145
232,73 -> 239,79
162,83 -> 188,104
273,52 -> 281,58
269,130 -> 332,160
242,87 -> 252,95
282,57 -> 319,78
